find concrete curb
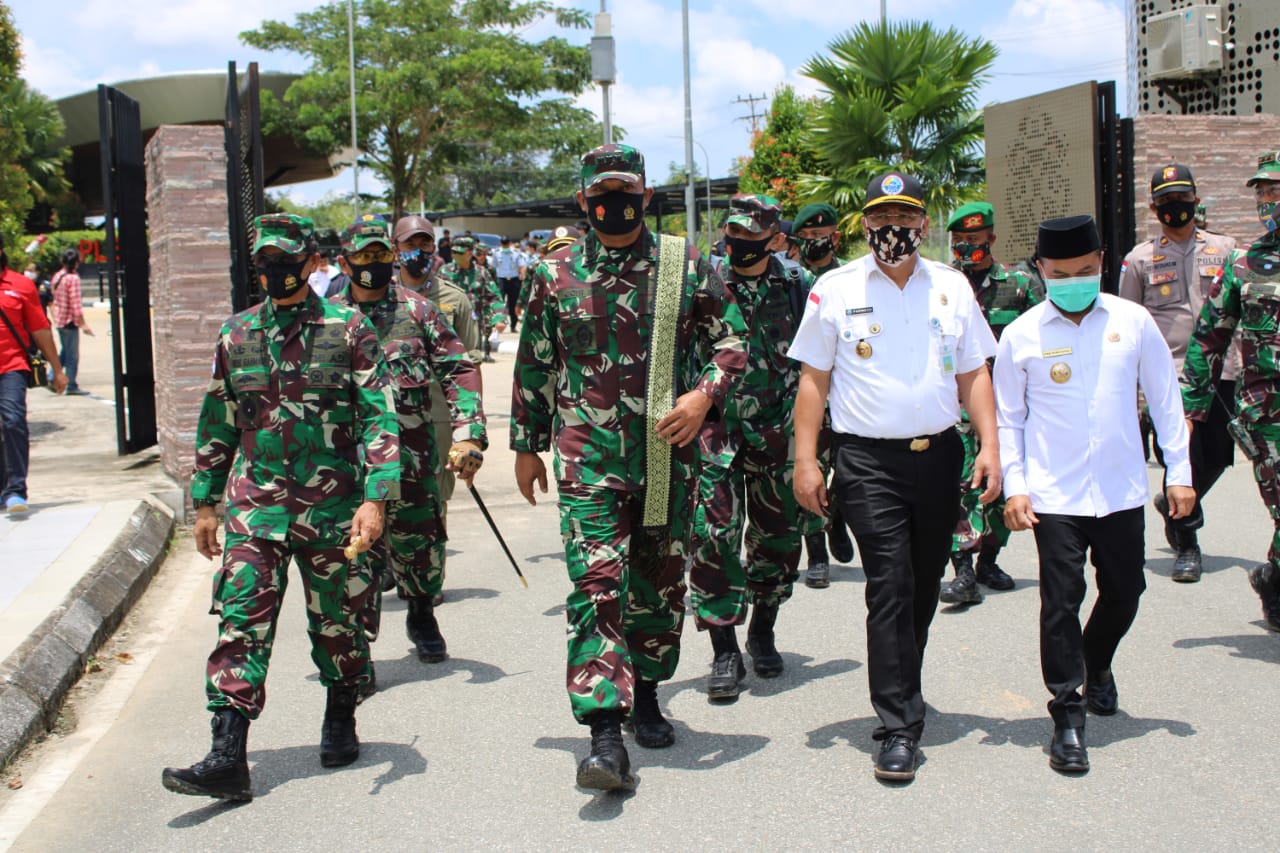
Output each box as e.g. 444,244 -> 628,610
0,496 -> 175,769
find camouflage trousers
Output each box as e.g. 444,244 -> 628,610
353,431 -> 448,643
559,479 -> 691,723
689,431 -> 804,629
952,419 -> 1010,554
206,531 -> 368,720
1243,428 -> 1280,571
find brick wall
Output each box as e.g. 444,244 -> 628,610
145,125 -> 233,488
1130,114 -> 1280,253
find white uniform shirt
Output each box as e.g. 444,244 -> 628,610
789,254 -> 997,439
993,293 -> 1191,517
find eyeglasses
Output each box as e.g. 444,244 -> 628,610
1256,184 -> 1280,202
864,211 -> 924,226
346,249 -> 395,264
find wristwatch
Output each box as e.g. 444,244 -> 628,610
192,497 -> 219,510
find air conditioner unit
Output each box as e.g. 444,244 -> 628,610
1144,4 -> 1226,81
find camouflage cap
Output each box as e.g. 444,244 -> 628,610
1151,163 -> 1195,198
792,202 -> 839,231
580,143 -> 645,190
1247,149 -> 1280,187
341,216 -> 392,252
544,225 -> 578,253
393,214 -> 435,242
724,193 -> 782,235
862,172 -> 926,212
251,213 -> 314,255
947,201 -> 994,232
452,236 -> 476,251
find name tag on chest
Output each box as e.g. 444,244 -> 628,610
1042,347 -> 1072,358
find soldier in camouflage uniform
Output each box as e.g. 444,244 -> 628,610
511,144 -> 747,791
788,202 -> 855,587
688,194 -> 816,701
394,215 -> 484,610
940,202 -> 1041,606
162,214 -> 399,802
333,218 -> 486,673
438,236 -> 506,364
1183,149 -> 1280,631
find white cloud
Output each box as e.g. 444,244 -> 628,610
741,0 -> 958,27
984,0 -> 1125,64
18,35 -> 89,97
72,0 -> 318,48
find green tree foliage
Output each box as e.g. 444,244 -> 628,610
798,20 -> 996,230
737,84 -> 824,217
242,0 -> 600,217
0,1 -> 27,247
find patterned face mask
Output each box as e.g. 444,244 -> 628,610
951,240 -> 990,269
866,223 -> 923,267
1258,200 -> 1280,234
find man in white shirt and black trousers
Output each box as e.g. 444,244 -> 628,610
791,171 -> 1001,782
995,215 -> 1195,774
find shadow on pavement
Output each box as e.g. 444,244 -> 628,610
578,786 -> 637,821
534,724 -> 769,775
806,708 -> 1196,758
368,654 -> 516,690
524,551 -> 566,565
543,604 -> 566,618
664,652 -> 860,703
1173,630 -> 1280,664
438,586 -> 501,603
166,739 -> 427,826
1146,552 -> 1253,579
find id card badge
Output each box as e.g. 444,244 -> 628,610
940,338 -> 956,374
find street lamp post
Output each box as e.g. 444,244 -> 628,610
681,0 -> 696,248
348,0 -> 359,217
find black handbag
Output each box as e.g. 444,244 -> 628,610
0,304 -> 50,389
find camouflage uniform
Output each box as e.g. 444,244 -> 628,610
336,280 -> 485,641
1183,157 -> 1280,578
689,247 -> 815,627
437,242 -> 506,340
190,290 -> 399,719
511,224 -> 747,723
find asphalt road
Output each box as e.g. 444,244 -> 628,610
2,352 -> 1278,852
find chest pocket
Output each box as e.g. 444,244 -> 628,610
304,323 -> 354,424
1143,261 -> 1184,308
229,369 -> 270,430
1241,281 -> 1280,338
559,290 -> 608,356
839,317 -> 883,363
384,337 -> 432,414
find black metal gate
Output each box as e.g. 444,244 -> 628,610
97,85 -> 157,455
1094,81 -> 1136,293
225,61 -> 266,313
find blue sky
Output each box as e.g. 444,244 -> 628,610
10,0 -> 1128,203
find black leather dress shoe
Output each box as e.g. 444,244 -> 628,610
1086,669 -> 1118,715
873,735 -> 918,781
1049,726 -> 1089,773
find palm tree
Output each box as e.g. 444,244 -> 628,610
2,78 -> 71,205
798,20 -> 997,232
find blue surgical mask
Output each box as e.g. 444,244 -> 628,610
1045,274 -> 1100,313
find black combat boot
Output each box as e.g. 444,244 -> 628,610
161,708 -> 252,801
576,710 -> 635,791
828,504 -> 855,564
319,685 -> 361,767
1170,528 -> 1203,583
746,603 -> 784,677
706,624 -> 746,701
940,551 -> 983,605
975,545 -> 1015,590
406,597 -> 448,662
804,532 -> 831,588
1248,563 -> 1280,632
628,680 -> 676,748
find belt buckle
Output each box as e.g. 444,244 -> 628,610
909,437 -> 930,452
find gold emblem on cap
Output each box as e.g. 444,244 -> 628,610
1159,284 -> 1171,296
1050,362 -> 1071,384
855,340 -> 873,359
1107,332 -> 1120,342
940,294 -> 948,306
870,323 -> 882,334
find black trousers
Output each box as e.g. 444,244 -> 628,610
499,276 -> 521,322
832,429 -> 962,741
1155,379 -> 1236,533
1033,507 -> 1145,729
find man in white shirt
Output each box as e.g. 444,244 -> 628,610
791,171 -> 1001,782
995,215 -> 1195,774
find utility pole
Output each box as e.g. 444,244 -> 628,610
681,0 -> 696,248
592,2 -> 616,145
347,0 -> 359,217
732,93 -> 768,134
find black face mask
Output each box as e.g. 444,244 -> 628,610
350,261 -> 395,290
725,234 -> 773,269
397,249 -> 432,279
586,190 -> 646,235
795,234 -> 835,263
1157,199 -> 1197,228
256,257 -> 309,300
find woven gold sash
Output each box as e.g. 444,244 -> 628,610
642,234 -> 687,527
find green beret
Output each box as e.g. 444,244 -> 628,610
947,202 -> 995,232
793,203 -> 839,231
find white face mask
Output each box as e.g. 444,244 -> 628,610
23,271 -> 36,280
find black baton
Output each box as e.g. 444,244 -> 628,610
466,483 -> 529,588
